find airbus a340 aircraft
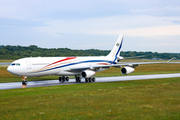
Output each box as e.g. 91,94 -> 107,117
7,35 -> 171,85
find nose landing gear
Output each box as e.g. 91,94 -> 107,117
21,76 -> 27,85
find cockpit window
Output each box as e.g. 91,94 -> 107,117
10,63 -> 20,66
10,63 -> 16,66
16,63 -> 20,66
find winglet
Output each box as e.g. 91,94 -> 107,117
167,57 -> 175,63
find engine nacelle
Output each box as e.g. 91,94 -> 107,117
81,70 -> 96,78
121,66 -> 135,75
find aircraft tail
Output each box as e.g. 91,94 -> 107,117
107,34 -> 124,63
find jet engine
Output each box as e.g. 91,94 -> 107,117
121,66 -> 135,75
81,70 -> 96,78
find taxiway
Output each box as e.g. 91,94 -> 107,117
0,63 -> 10,65
0,73 -> 180,90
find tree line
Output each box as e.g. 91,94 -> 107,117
0,45 -> 180,60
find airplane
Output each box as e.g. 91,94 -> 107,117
7,34 -> 173,85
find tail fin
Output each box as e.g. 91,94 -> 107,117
107,34 -> 124,63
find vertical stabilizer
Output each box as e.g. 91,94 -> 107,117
107,34 -> 124,63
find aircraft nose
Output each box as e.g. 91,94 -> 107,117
7,66 -> 16,75
7,66 -> 13,73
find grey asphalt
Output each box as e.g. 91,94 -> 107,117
0,73 -> 180,90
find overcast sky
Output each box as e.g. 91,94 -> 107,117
0,0 -> 180,53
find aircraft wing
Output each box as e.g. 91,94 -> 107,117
113,62 -> 167,68
91,61 -> 169,69
114,57 -> 178,68
65,58 -> 178,72
65,62 -> 163,72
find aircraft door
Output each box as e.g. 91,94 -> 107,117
26,60 -> 32,69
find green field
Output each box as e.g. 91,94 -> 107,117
0,78 -> 180,120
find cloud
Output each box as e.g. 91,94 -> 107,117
0,0 -> 125,20
102,25 -> 180,36
38,15 -> 180,37
131,6 -> 180,14
1,0 -> 180,20
122,35 -> 180,53
0,0 -> 40,19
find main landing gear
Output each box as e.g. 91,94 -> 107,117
75,75 -> 81,82
59,76 -> 69,82
21,76 -> 27,85
85,77 -> 95,82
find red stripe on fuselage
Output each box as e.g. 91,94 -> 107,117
98,63 -> 109,65
45,57 -> 76,67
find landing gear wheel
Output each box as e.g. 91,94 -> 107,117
75,75 -> 81,82
66,77 -> 69,81
75,76 -> 81,82
78,77 -> 81,82
62,76 -> 65,82
92,77 -> 95,82
85,78 -> 88,82
59,77 -> 62,82
22,80 -> 27,85
89,78 -> 92,82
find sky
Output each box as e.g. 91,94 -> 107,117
0,0 -> 180,53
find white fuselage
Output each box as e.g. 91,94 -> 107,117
7,56 -> 114,77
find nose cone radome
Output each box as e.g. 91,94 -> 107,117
7,65 -> 11,72
7,66 -> 16,75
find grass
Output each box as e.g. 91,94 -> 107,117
0,60 -> 14,63
0,77 -> 180,119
